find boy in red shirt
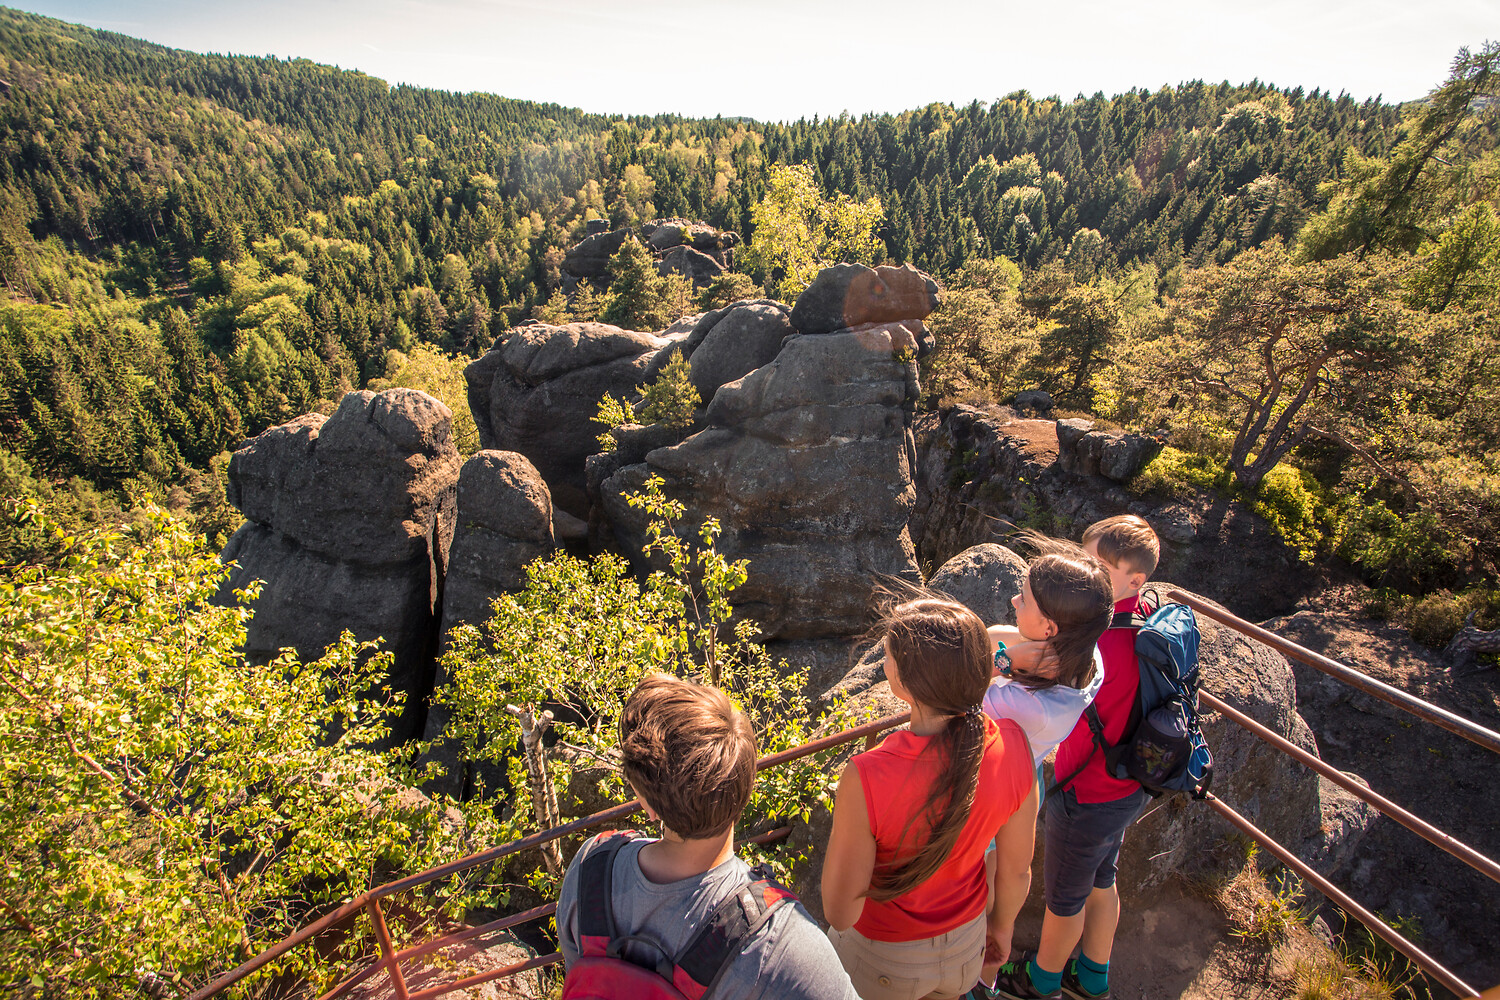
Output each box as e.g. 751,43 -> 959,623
988,515 -> 1159,1000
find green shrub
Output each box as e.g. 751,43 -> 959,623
1406,587 -> 1500,648
1332,500 -> 1468,592
1128,446 -> 1230,498
1252,465 -> 1325,563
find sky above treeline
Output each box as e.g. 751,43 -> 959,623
16,0 -> 1498,121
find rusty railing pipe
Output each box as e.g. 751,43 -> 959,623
1168,590 -> 1500,756
1205,793 -> 1477,1000
191,713 -> 908,1000
1201,690 -> 1500,885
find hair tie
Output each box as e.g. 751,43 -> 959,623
963,704 -> 982,718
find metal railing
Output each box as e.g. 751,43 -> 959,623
1167,590 -> 1500,1000
189,710 -> 912,1000
194,591 -> 1500,1000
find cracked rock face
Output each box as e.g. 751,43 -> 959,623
465,322 -> 675,518
439,450 -> 555,637
219,389 -> 460,742
601,310 -> 936,641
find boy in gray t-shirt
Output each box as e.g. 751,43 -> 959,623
555,674 -> 856,1000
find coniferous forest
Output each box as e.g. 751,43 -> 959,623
1,7 -> 1498,995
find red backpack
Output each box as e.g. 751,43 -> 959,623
560,831 -> 798,1000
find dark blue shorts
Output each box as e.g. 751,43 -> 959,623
1043,786 -> 1149,917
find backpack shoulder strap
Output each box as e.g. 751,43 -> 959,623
574,830 -> 639,958
1047,704 -> 1108,797
669,869 -> 798,1000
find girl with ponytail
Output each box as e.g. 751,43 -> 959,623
822,591 -> 1039,1000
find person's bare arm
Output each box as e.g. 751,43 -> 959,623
820,762 -> 876,932
988,625 -> 1052,677
987,774 -> 1040,963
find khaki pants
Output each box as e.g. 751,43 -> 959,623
827,911 -> 986,1000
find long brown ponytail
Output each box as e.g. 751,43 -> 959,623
864,588 -> 991,902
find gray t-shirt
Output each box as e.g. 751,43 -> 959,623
557,834 -> 857,1000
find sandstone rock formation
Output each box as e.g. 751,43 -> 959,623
789,263 -> 941,336
219,389 -> 460,742
561,218 -> 738,290
1055,417 -> 1164,482
676,298 -> 794,405
465,321 -> 677,517
439,450 -> 555,636
911,405 -> 1317,620
598,263 -> 941,642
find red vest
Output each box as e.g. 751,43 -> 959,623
1054,594 -> 1148,803
852,716 -> 1032,941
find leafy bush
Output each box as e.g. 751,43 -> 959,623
433,477 -> 872,891
0,503 -> 496,998
1252,464 -> 1325,563
1128,446 -> 1230,498
1406,587 -> 1500,648
1331,501 -> 1468,593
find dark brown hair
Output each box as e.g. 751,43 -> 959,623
1010,532 -> 1115,692
1082,514 -> 1161,577
865,587 -> 991,902
619,673 -> 756,840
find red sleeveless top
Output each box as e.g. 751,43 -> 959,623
851,716 -> 1033,941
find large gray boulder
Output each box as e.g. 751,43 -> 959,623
561,228 -> 630,281
789,263 -> 941,336
600,314 -> 935,641
657,244 -> 725,284
928,542 -> 1027,628
466,321 -> 674,517
422,450 -> 554,798
1056,418 -> 1164,482
680,300 -> 794,404
439,450 -> 555,636
220,389 -> 460,742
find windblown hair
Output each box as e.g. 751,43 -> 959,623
863,586 -> 992,902
619,673 -> 756,840
1082,514 -> 1161,578
1010,531 -> 1116,692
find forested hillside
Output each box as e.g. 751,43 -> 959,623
0,7 -> 1496,620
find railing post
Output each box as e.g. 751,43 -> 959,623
367,899 -> 411,1000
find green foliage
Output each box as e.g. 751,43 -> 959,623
599,237 -> 675,331
1128,446 -> 1231,498
1296,42 -> 1499,263
1251,464 -> 1325,563
433,477 -> 871,889
1405,587 -> 1500,648
696,272 -> 763,310
639,352 -> 702,430
369,344 -> 481,455
592,392 -> 635,450
740,164 -> 883,300
0,503 -> 496,997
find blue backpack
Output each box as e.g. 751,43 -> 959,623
1055,593 -> 1214,800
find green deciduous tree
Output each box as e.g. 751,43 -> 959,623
432,478 -> 868,890
1136,243 -> 1425,489
0,504 -> 495,997
739,164 -> 884,300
